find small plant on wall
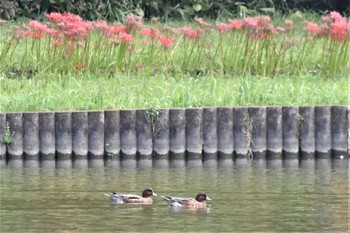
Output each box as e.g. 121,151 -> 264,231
2,121 -> 14,145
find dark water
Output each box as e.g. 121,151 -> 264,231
0,159 -> 349,232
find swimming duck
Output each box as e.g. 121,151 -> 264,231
161,193 -> 211,208
105,188 -> 157,204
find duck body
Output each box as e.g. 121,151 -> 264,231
161,193 -> 210,208
105,188 -> 157,205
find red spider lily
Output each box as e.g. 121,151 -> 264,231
107,23 -> 126,37
304,21 -> 322,36
276,26 -> 286,33
227,19 -> 243,30
329,11 -> 344,22
45,12 -> 67,23
243,17 -> 260,28
118,32 -> 133,43
93,20 -> 109,32
158,34 -> 174,49
216,23 -> 230,32
243,16 -> 274,31
163,26 -> 179,35
125,15 -> 143,34
194,18 -> 211,28
320,11 -> 349,43
179,27 -> 201,39
242,16 -> 279,40
28,20 -> 50,39
284,20 -> 293,32
103,23 -> 126,37
329,21 -> 349,42
45,12 -> 83,24
15,26 -> 31,38
141,39 -> 151,47
322,11 -> 346,24
52,39 -> 62,47
139,27 -> 160,38
17,20 -> 55,40
259,16 -> 273,28
57,21 -> 92,40
45,12 -> 92,40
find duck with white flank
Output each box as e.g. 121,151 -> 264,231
161,193 -> 211,208
105,188 -> 157,205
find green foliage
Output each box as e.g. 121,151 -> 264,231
0,1 -> 348,21
47,0 -> 134,21
2,122 -> 14,145
147,107 -> 160,118
0,1 -> 20,19
0,0 -> 135,21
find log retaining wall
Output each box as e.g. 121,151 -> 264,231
0,106 -> 348,168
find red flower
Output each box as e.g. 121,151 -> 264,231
180,27 -> 201,39
52,39 -> 62,47
243,16 -> 277,40
243,17 -> 260,29
227,19 -> 243,30
118,32 -> 133,43
319,11 -> 349,43
106,23 -> 126,37
93,20 -> 109,32
327,11 -> 345,24
28,20 -> 51,39
139,27 -> 160,38
216,23 -> 230,32
304,21 -> 322,36
158,34 -> 174,49
125,15 -> 143,33
45,12 -> 92,40
276,26 -> 286,33
45,12 -> 66,23
163,26 -> 178,35
329,21 -> 348,42
45,12 -> 83,24
16,25 -> 31,38
194,18 -> 211,28
284,19 -> 293,32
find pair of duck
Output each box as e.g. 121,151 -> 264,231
105,188 -> 210,208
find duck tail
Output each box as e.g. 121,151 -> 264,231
161,195 -> 172,202
104,193 -> 112,198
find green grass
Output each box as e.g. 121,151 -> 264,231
0,72 -> 348,112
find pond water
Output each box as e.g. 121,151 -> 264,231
0,159 -> 348,232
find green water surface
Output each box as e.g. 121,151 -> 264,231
0,159 -> 348,232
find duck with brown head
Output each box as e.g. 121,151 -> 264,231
161,193 -> 211,208
105,188 -> 157,205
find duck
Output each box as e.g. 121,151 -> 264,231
105,188 -> 157,205
161,193 -> 211,208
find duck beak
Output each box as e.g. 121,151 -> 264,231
206,196 -> 211,201
153,192 -> 158,196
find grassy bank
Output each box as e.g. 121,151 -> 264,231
1,73 -> 348,112
0,11 -> 349,112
